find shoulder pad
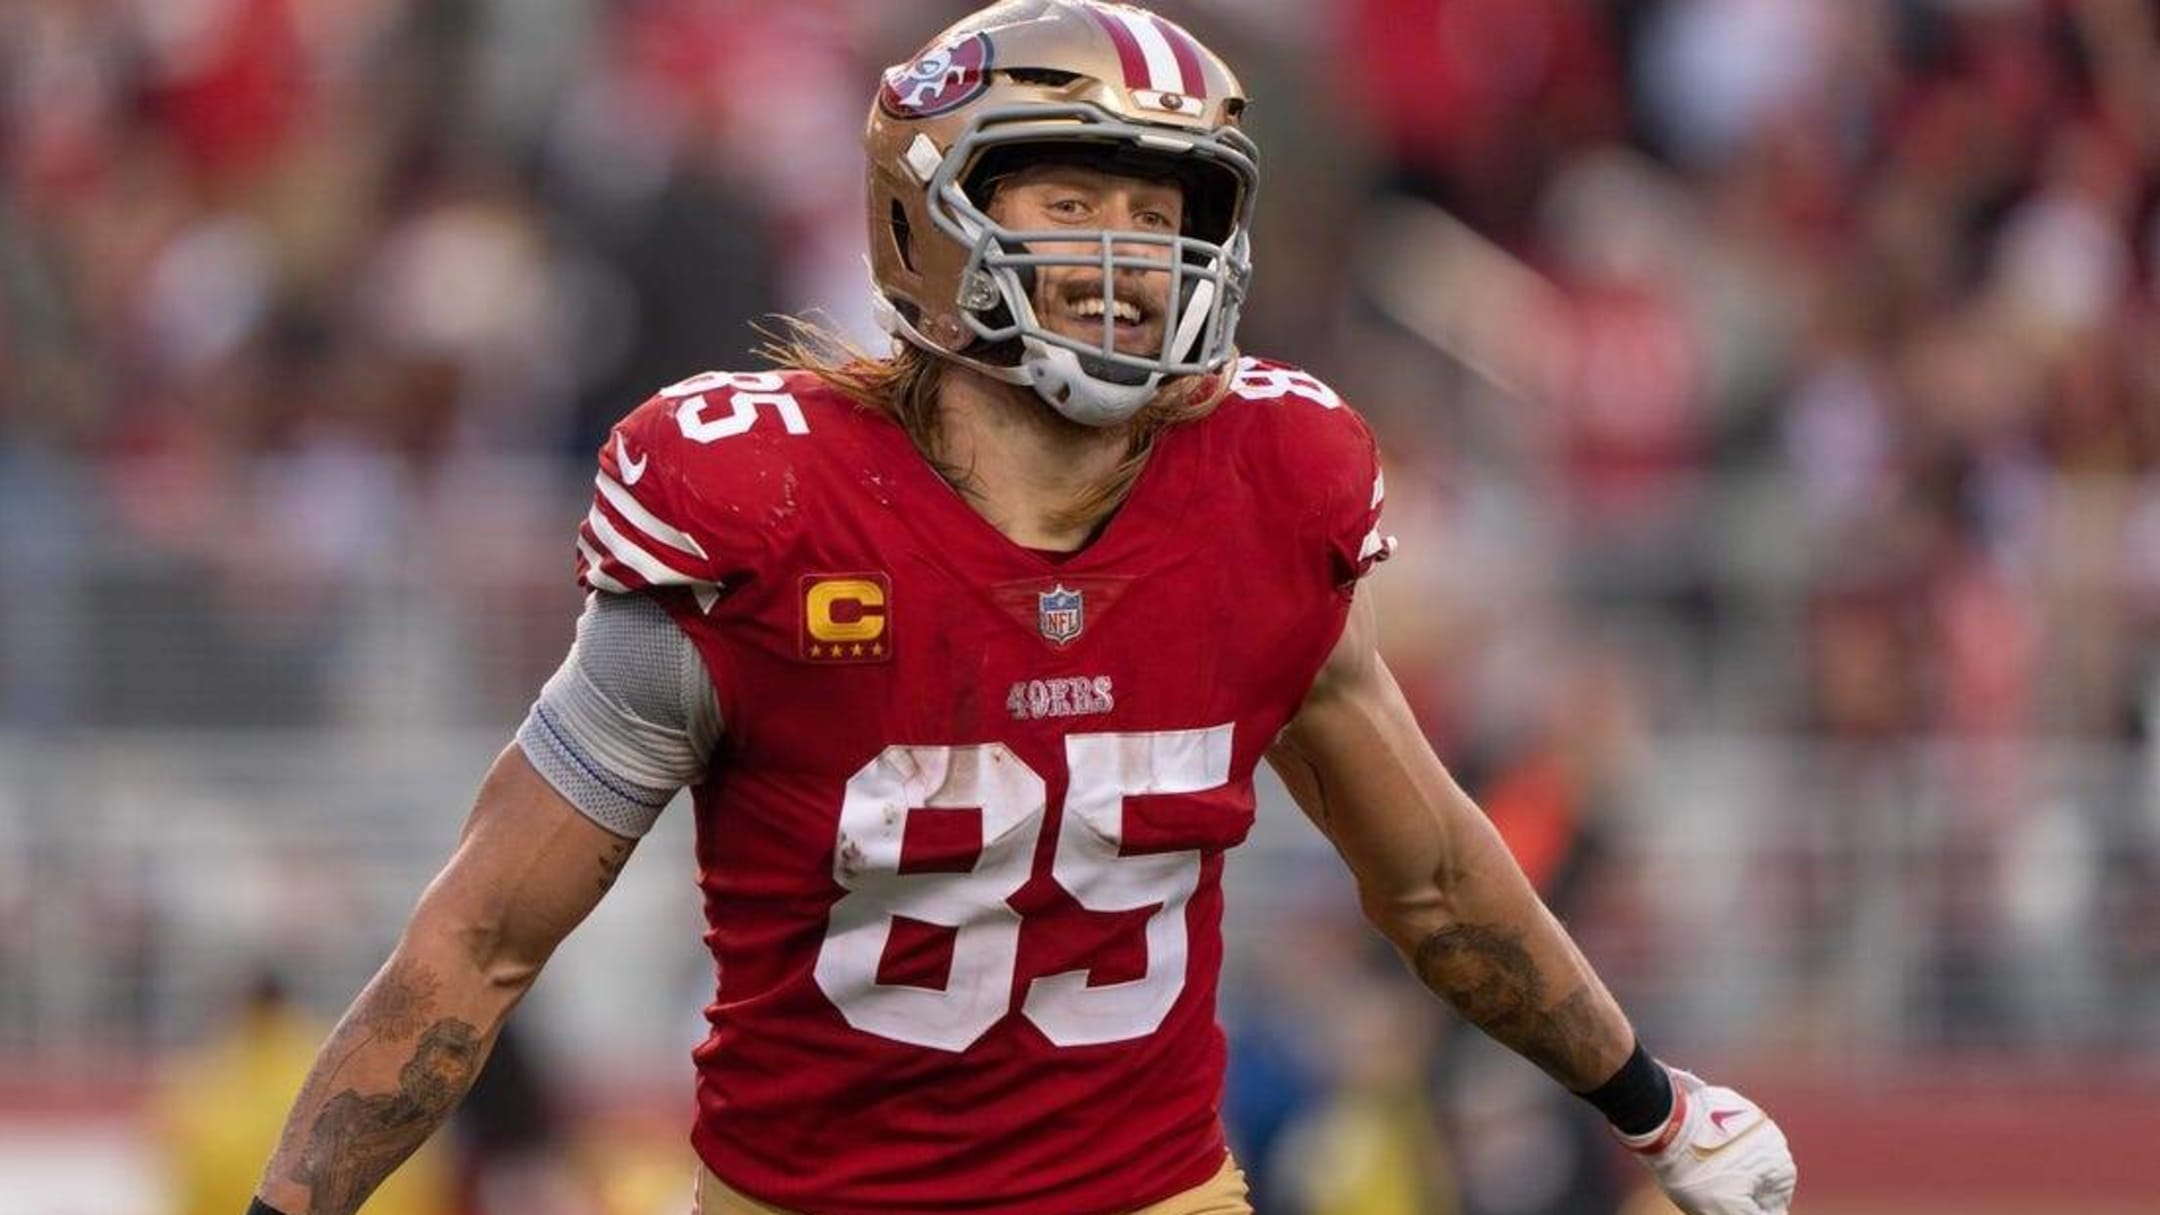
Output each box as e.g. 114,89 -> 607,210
577,369 -> 825,610
1225,356 -> 1349,411
1222,356 -> 1395,587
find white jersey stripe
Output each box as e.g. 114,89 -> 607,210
1371,469 -> 1386,508
577,537 -> 633,594
587,506 -> 704,589
1111,8 -> 1187,94
595,470 -> 710,560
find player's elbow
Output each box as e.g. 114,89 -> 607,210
405,890 -> 555,997
1354,876 -> 1453,958
1349,832 -> 1491,953
454,919 -> 553,992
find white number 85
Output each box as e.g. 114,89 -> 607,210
812,726 -> 1233,1052
662,370 -> 809,442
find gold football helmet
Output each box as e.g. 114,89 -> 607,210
865,0 -> 1257,425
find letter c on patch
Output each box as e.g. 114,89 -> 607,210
807,579 -> 888,643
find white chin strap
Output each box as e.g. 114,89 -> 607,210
872,271 -> 1221,429
1015,272 -> 1222,427
1020,274 -> 1222,426
1021,343 -> 1159,426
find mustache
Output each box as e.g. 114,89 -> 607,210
1051,272 -> 1168,318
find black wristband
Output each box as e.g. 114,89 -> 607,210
1576,1040 -> 1674,1136
247,1199 -> 294,1215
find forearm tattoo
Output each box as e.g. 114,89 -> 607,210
280,957 -> 485,1214
595,836 -> 632,895
1412,923 -> 1612,1090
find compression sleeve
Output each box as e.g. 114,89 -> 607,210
514,592 -> 722,838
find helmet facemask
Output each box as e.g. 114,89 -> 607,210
863,2 -> 1259,427
912,106 -> 1256,427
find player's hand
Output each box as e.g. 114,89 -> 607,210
1619,1066 -> 1796,1214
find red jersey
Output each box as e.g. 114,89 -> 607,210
575,358 -> 1389,1214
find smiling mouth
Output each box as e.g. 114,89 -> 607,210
1053,288 -> 1163,350
1070,295 -> 1144,325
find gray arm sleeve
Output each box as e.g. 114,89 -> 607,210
514,592 -> 723,838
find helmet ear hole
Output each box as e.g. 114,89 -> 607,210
968,238 -> 1035,335
889,199 -> 918,274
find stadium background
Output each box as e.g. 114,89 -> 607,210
3,0 -> 2158,1212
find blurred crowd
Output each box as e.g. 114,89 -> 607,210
5,1 -> 2160,1213
4,0 -> 2157,737
7,0 -> 2160,734
1327,0 -> 2160,1081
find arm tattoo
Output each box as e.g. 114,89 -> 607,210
596,837 -> 632,895
1412,923 -> 1612,1089
283,959 -> 485,1215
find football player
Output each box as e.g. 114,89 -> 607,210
248,3 -> 1796,1214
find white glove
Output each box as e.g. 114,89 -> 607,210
1618,1066 -> 1797,1215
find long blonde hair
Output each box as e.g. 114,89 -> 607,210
758,316 -> 1230,533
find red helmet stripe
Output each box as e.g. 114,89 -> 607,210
1084,6 -> 1153,93
1152,15 -> 1209,100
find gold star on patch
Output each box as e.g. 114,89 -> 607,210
808,644 -> 823,658
850,643 -> 865,657
871,642 -> 884,656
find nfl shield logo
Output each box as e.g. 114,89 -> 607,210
1038,585 -> 1084,646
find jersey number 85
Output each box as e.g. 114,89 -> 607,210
814,726 -> 1232,1052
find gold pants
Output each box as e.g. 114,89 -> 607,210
695,1155 -> 1252,1215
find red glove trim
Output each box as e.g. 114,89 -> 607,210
1623,1075 -> 1690,1156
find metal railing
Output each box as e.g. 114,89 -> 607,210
3,455 -> 2156,1085
3,727 -> 2155,1092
